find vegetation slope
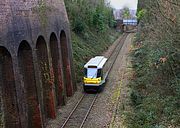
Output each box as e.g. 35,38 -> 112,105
64,0 -> 119,82
125,0 -> 180,127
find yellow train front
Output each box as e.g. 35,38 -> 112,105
83,56 -> 107,92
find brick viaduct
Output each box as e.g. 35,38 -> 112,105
0,0 -> 76,127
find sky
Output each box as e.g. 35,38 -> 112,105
107,0 -> 138,10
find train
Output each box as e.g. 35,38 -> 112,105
83,56 -> 107,92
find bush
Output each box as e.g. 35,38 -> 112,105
72,18 -> 85,33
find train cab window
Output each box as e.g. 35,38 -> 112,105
87,68 -> 97,78
97,69 -> 102,78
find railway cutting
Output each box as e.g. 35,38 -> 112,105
59,33 -> 129,128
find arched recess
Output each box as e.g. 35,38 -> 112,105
18,41 -> 42,128
60,31 -> 73,97
0,47 -> 20,127
36,36 -> 56,119
50,33 -> 64,106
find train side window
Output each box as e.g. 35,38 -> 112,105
101,69 -> 103,78
84,68 -> 87,77
97,69 -> 102,78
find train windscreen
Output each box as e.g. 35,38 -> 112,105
87,68 -> 97,78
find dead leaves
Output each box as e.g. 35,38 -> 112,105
155,57 -> 168,69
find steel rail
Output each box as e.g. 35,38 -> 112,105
60,94 -> 97,128
60,33 -> 129,128
60,94 -> 85,128
104,33 -> 128,79
79,94 -> 98,128
107,33 -> 127,61
80,34 -> 128,128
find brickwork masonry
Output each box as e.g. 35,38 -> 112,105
0,0 -> 75,127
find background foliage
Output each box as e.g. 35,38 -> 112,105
65,0 -> 116,33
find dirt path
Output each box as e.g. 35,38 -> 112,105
46,33 -> 134,128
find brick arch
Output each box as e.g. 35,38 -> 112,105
49,32 -> 64,106
60,30 -> 73,97
18,41 -> 42,128
36,36 -> 56,120
0,46 -> 20,128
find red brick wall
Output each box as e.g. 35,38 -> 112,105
60,31 -> 73,97
50,33 -> 65,106
36,36 -> 56,120
18,42 -> 42,128
0,47 -> 20,128
0,0 -> 76,127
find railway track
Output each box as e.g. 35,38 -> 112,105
60,93 -> 98,128
104,33 -> 128,79
60,33 -> 129,128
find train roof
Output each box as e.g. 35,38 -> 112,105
84,56 -> 107,69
